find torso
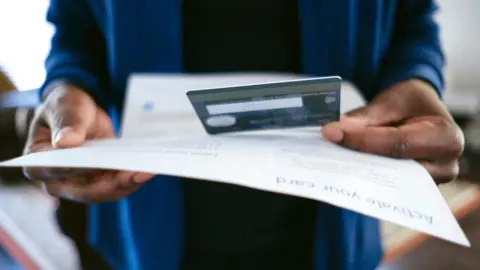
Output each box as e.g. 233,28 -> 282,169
182,0 -> 316,269
83,0 -> 393,268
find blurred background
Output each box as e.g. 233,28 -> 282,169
1,0 -> 478,93
0,0 -> 52,91
0,0 -> 479,269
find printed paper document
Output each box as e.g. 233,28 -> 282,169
0,73 -> 469,247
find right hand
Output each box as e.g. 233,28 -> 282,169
23,83 -> 155,203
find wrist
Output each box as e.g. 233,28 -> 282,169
41,80 -> 70,101
42,80 -> 90,103
390,78 -> 440,100
396,78 -> 452,119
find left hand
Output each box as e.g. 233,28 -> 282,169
322,79 -> 464,184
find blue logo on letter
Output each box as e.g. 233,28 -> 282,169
143,102 -> 154,112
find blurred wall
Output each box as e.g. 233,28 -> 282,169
437,0 -> 480,92
0,0 -> 52,90
0,0 -> 477,92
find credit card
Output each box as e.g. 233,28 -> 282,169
186,76 -> 341,135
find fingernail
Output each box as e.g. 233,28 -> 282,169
322,121 -> 340,128
321,122 -> 344,143
117,171 -> 134,183
53,127 -> 73,145
133,173 -> 153,184
330,121 -> 341,127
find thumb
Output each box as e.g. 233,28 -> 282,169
48,100 -> 95,149
52,125 -> 87,148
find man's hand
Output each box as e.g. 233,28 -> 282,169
322,79 -> 464,184
23,84 -> 155,203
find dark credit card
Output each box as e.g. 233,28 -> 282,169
186,76 -> 341,135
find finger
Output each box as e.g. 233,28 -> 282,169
44,90 -> 96,148
23,112 -> 57,181
419,159 -> 460,185
24,166 -> 100,182
339,117 -> 463,159
322,117 -> 367,143
41,175 -> 89,201
114,171 -> 155,187
322,103 -> 403,143
43,171 -> 142,203
24,113 -> 97,181
23,109 -> 52,154
116,171 -> 137,188
344,100 -> 405,126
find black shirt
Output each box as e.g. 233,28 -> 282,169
182,1 -> 316,269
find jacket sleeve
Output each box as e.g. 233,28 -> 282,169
377,0 -> 445,98
41,0 -> 109,107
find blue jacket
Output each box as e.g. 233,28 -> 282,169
43,1 -> 444,269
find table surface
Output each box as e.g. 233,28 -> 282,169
379,207 -> 480,270
380,179 -> 480,262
